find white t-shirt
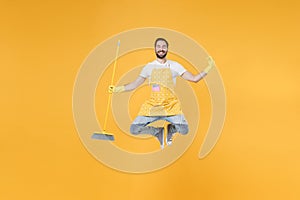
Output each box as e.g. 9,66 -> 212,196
139,60 -> 187,84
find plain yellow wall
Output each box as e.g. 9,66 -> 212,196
1,0 -> 300,199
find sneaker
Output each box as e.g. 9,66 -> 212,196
154,128 -> 164,149
166,124 -> 175,146
166,132 -> 173,146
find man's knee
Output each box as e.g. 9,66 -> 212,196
177,124 -> 189,135
130,124 -> 141,135
168,123 -> 189,135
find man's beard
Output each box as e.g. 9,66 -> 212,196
156,50 -> 168,59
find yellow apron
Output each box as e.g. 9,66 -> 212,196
138,68 -> 182,116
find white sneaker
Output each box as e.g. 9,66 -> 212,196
166,124 -> 175,146
166,132 -> 173,146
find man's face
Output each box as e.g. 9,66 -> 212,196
155,40 -> 168,59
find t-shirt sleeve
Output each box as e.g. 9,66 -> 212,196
139,65 -> 149,78
173,62 -> 187,76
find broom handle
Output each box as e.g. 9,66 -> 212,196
103,40 -> 120,132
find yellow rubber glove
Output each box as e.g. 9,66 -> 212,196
203,56 -> 215,73
108,85 -> 125,93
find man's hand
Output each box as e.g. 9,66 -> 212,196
203,56 -> 215,73
108,85 -> 125,93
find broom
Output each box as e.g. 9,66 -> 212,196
91,40 -> 120,141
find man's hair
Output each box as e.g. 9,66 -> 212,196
154,38 -> 169,48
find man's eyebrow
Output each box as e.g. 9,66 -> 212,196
156,44 -> 167,47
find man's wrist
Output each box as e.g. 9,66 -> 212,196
200,71 -> 207,78
115,85 -> 125,93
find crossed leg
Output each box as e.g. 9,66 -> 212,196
130,115 -> 189,148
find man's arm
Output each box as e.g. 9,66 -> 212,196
181,71 -> 207,83
109,76 -> 146,93
181,56 -> 215,83
124,76 -> 146,91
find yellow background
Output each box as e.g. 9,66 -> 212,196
1,0 -> 300,199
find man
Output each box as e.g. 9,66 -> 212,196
109,38 -> 214,149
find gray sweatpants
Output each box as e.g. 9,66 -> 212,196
130,115 -> 189,136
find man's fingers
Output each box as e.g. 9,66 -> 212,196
207,56 -> 215,66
